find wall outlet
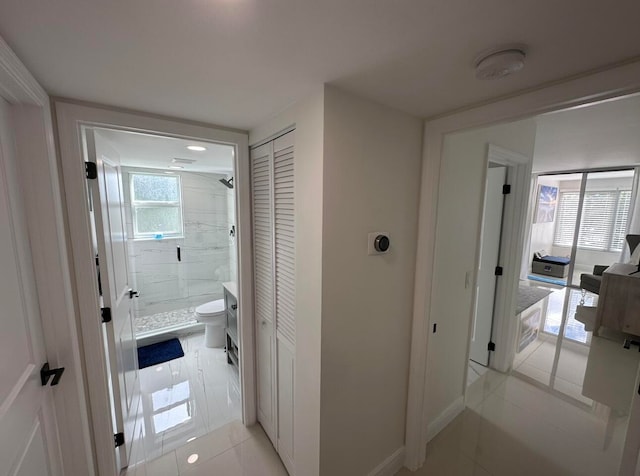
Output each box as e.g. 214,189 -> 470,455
368,232 -> 390,255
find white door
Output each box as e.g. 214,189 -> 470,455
86,129 -> 140,470
0,97 -> 64,475
470,166 -> 507,366
251,141 -> 277,444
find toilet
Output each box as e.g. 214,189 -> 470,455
195,299 -> 226,348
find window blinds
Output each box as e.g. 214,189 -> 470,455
553,190 -> 632,252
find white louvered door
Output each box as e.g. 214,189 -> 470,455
251,130 -> 295,474
251,142 -> 277,445
273,133 -> 295,473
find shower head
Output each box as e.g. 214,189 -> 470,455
219,177 -> 234,189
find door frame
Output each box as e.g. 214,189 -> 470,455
54,99 -> 255,476
0,38 -> 95,475
404,60 -> 640,470
466,145 -> 530,374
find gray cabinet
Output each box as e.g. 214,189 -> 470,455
224,285 -> 239,368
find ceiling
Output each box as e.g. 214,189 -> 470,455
95,128 -> 234,174
533,93 -> 640,173
1,1 -> 640,129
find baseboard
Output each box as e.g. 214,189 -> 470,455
426,396 -> 465,443
367,447 -> 405,476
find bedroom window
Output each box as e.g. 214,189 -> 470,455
553,189 -> 631,252
130,173 -> 184,239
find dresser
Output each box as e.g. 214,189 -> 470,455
223,282 -> 239,368
595,263 -> 640,336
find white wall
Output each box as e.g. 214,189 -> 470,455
249,86 -> 325,476
319,86 -> 423,475
425,119 -> 537,426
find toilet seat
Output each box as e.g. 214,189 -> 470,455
195,299 -> 225,317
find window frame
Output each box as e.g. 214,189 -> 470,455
129,172 -> 185,240
553,188 -> 632,253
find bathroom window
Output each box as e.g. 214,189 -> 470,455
130,173 -> 184,239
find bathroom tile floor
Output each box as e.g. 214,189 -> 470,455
134,332 -> 242,462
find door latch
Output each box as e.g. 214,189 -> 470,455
41,363 -> 65,386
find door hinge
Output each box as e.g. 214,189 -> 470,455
488,341 -> 496,352
495,266 -> 503,276
101,307 -> 112,323
502,184 -> 511,195
114,432 -> 125,448
85,161 -> 98,179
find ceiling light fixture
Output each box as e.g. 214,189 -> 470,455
168,165 -> 184,170
187,145 -> 207,152
475,44 -> 527,80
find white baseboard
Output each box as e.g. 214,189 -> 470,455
367,447 -> 405,476
426,396 -> 465,443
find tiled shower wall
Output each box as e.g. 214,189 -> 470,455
122,167 -> 234,318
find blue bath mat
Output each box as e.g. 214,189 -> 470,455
137,338 -> 184,369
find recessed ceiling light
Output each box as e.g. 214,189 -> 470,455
168,165 -> 184,170
187,454 -> 199,464
187,145 -> 207,152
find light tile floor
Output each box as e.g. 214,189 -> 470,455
125,420 -> 287,476
127,332 -> 248,471
124,332 -> 288,475
398,368 -> 632,476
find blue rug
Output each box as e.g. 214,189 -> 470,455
137,338 -> 184,369
527,274 -> 566,286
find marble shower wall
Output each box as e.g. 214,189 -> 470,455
122,167 -> 234,318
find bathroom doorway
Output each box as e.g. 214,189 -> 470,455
86,126 -> 244,467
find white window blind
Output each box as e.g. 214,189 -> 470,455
553,189 -> 632,252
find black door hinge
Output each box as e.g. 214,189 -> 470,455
502,184 -> 511,195
85,162 -> 98,179
101,307 -> 112,323
114,432 -> 125,448
488,341 -> 496,352
495,266 -> 503,276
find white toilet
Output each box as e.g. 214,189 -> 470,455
195,299 -> 226,348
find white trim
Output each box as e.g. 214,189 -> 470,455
0,36 -> 95,476
367,447 -> 406,476
425,396 -> 465,443
404,59 -> 640,470
53,100 -> 255,476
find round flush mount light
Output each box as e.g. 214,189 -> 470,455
187,145 -> 207,152
475,44 -> 527,80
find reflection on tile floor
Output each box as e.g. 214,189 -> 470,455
399,367 -> 634,476
137,332 -> 241,462
125,420 -> 287,476
134,307 -> 197,335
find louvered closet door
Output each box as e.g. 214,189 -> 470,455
251,142 -> 276,445
273,132 -> 295,347
273,131 -> 295,474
